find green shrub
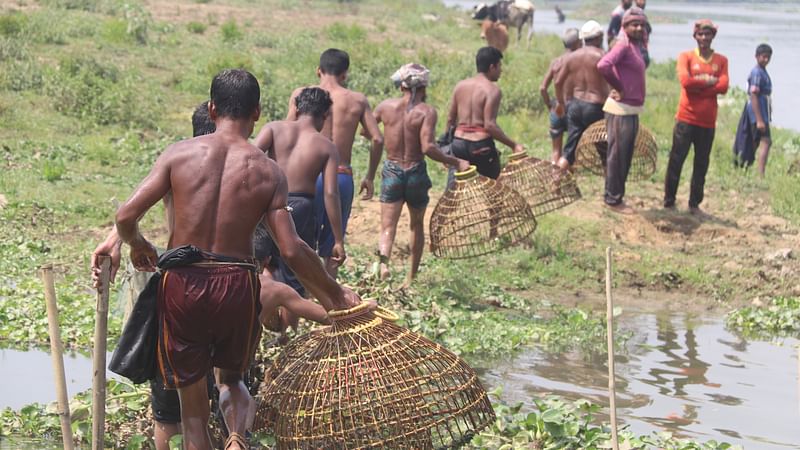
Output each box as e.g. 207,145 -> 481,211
220,18 -> 242,42
187,21 -> 207,34
41,159 -> 67,181
0,12 -> 27,37
0,58 -> 44,91
326,22 -> 366,41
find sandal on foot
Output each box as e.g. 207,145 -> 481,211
224,432 -> 248,450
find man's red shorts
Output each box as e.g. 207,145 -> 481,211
156,264 -> 261,389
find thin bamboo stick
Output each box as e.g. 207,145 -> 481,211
41,264 -> 75,450
606,247 -> 619,450
92,256 -> 111,450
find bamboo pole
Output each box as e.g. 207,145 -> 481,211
41,265 -> 75,450
605,247 -> 620,450
92,256 -> 111,450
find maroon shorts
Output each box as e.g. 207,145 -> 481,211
156,264 -> 261,389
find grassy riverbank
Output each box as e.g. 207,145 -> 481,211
1,0 -> 798,447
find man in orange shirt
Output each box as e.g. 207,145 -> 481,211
663,19 -> 728,214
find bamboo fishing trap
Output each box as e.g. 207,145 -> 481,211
429,166 -> 536,259
574,120 -> 658,181
254,303 -> 495,449
497,152 -> 581,216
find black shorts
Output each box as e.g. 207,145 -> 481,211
150,373 -> 215,423
450,137 -> 500,179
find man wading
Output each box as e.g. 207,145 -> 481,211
597,6 -> 647,214
362,63 -> 468,283
114,69 -> 360,450
664,19 -> 728,215
554,20 -> 609,171
287,49 -> 383,278
447,46 -> 524,179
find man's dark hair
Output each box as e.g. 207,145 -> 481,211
295,87 -> 333,119
253,223 -> 276,268
191,101 -> 216,137
476,46 -> 503,73
209,69 -> 260,119
319,48 -> 350,76
756,43 -> 773,56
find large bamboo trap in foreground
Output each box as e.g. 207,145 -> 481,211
497,152 -> 581,216
574,120 -> 658,181
429,166 -> 536,259
254,303 -> 495,449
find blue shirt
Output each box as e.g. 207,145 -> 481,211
746,65 -> 772,124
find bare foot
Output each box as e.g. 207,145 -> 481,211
689,206 -> 710,219
604,202 -> 636,215
379,263 -> 390,280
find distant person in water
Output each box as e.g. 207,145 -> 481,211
540,27 -> 581,163
663,19 -> 728,215
555,5 -> 565,23
733,43 -> 773,177
364,63 -> 468,284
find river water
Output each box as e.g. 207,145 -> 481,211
478,306 -> 800,449
442,0 -> 800,132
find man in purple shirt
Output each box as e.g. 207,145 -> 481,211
597,6 -> 647,214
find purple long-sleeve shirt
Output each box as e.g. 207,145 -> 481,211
597,38 -> 646,107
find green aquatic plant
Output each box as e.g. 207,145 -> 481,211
726,296 -> 800,338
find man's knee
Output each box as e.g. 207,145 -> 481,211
216,368 -> 244,386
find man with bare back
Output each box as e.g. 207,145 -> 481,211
554,20 -> 609,170
255,87 -> 345,297
362,64 -> 469,283
113,69 -> 360,450
447,46 -> 524,180
287,48 -> 384,277
540,27 -> 580,163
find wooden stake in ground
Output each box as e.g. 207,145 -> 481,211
41,264 -> 75,450
606,247 -> 620,450
92,256 -> 111,450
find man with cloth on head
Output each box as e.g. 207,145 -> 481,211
446,46 -> 524,180
554,20 -> 609,171
597,6 -> 647,214
663,19 -> 728,215
363,63 -> 469,283
539,27 -> 581,163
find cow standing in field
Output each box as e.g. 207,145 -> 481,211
480,19 -> 509,52
473,0 -> 535,47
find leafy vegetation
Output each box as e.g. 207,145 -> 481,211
726,296 -> 800,338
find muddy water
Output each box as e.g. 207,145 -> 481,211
0,348 -> 116,410
478,308 -> 800,449
442,0 -> 800,132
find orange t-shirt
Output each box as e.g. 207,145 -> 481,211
675,49 -> 729,129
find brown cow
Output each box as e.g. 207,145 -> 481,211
480,20 -> 509,52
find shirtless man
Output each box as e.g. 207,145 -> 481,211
554,20 -> 609,170
362,64 -> 468,283
254,87 -> 344,297
447,46 -> 524,180
112,69 -> 360,450
539,28 -> 580,163
287,48 -> 384,277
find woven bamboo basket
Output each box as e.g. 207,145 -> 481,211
497,152 -> 581,216
574,119 -> 658,181
429,166 -> 536,259
254,303 -> 495,449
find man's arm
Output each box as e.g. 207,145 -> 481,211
420,108 -> 469,171
91,226 -> 123,288
253,123 -> 275,157
678,52 -> 712,92
321,141 -> 346,267
261,279 -> 331,325
713,58 -> 729,95
553,57 -> 570,117
539,61 -> 557,111
115,149 -> 173,271
446,88 -> 459,129
359,102 -> 384,200
483,88 -> 522,151
607,14 -> 622,46
597,44 -> 625,94
286,88 -> 301,120
264,169 -> 358,312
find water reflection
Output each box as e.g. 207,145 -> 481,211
479,310 -> 800,449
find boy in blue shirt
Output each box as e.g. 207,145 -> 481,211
733,44 -> 773,177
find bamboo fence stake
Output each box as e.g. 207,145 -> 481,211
606,247 -> 620,450
41,264 -> 75,450
92,256 -> 111,450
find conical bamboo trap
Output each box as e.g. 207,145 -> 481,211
429,166 -> 536,259
254,303 -> 495,449
574,119 -> 658,181
497,152 -> 581,216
